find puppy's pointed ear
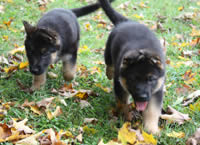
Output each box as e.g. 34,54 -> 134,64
121,51 -> 139,68
23,21 -> 36,35
38,28 -> 58,42
150,55 -> 164,69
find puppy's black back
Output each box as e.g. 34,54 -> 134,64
38,9 -> 80,54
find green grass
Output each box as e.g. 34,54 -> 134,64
0,0 -> 200,144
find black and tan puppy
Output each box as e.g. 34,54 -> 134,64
23,2 -> 110,90
98,0 -> 165,134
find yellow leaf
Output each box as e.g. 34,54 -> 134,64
171,42 -> 178,46
178,6 -> 184,11
139,2 -> 149,8
178,56 -> 190,61
79,45 -> 89,53
46,106 -> 62,120
118,122 -> 136,145
85,22 -> 91,31
30,106 -> 42,115
4,66 -> 18,73
8,27 -> 18,33
142,131 -> 157,145
75,92 -> 88,100
46,110 -> 53,120
95,83 -> 111,93
83,126 -> 97,135
2,35 -> 8,41
180,42 -> 189,47
19,62 -> 29,69
184,77 -> 196,85
167,131 -> 185,138
133,14 -> 144,19
9,46 -> 25,55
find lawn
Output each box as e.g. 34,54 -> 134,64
0,0 -> 200,144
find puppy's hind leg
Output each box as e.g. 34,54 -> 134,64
104,35 -> 114,80
143,89 -> 163,135
31,73 -> 46,90
62,51 -> 77,82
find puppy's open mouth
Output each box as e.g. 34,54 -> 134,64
135,101 -> 148,111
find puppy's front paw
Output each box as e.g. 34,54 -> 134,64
144,123 -> 160,135
32,74 -> 46,90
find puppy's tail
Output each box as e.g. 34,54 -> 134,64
98,0 -> 128,25
72,0 -> 114,17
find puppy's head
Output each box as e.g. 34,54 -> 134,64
23,21 -> 60,75
119,49 -> 165,111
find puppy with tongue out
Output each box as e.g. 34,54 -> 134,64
112,49 -> 165,135
99,0 -> 165,135
105,46 -> 166,136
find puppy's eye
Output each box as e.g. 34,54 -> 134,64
41,48 -> 47,54
147,75 -> 156,82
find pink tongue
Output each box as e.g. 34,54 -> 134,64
135,101 -> 148,111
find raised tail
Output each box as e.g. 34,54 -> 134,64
71,0 -> 114,17
98,0 -> 128,25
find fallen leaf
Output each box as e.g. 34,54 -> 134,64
8,46 -> 25,55
118,122 -> 137,144
12,118 -> 36,134
182,90 -> 200,106
83,126 -> 97,135
15,130 -> 45,145
30,106 -> 42,115
160,106 -> 191,124
84,118 -> 98,124
76,133 -> 83,143
0,123 -> 12,140
142,131 -> 157,145
36,97 -> 55,108
47,72 -> 58,79
46,106 -> 62,120
178,6 -> 184,11
167,131 -> 185,138
19,62 -> 29,69
133,14 -> 144,19
79,100 -> 91,109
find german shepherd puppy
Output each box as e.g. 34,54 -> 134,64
23,2 -> 110,90
98,0 -> 165,134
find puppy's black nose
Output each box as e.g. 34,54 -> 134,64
140,93 -> 148,98
30,66 -> 39,74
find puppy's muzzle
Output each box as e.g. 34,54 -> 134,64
30,66 -> 42,75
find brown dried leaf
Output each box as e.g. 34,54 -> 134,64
36,97 -> 55,108
186,128 -> 200,145
21,99 -> 35,107
84,118 -> 98,124
160,106 -> 191,124
79,100 -> 91,109
0,123 -> 12,140
16,80 -> 34,93
182,90 -> 200,106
